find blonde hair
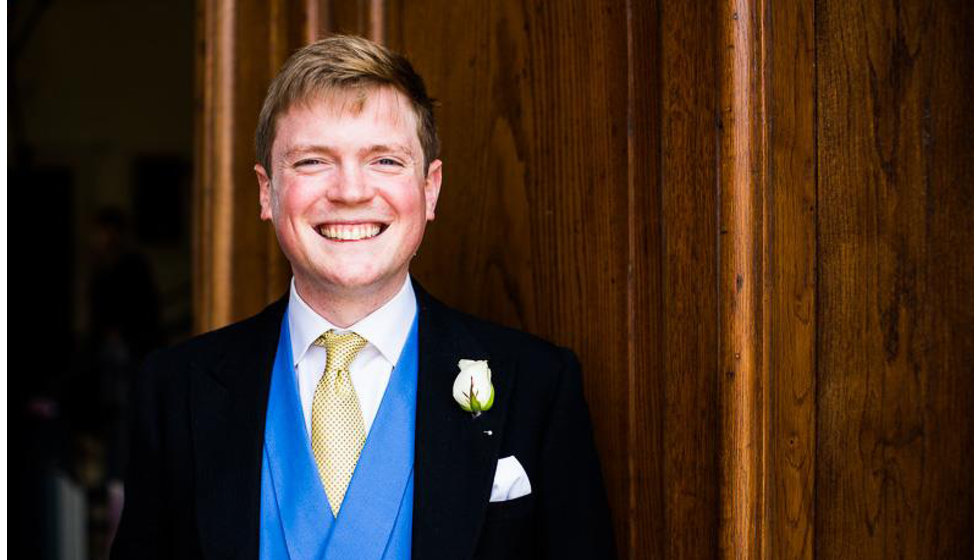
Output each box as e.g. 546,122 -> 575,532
255,35 -> 439,175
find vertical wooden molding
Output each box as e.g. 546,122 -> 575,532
304,0 -> 323,41
193,0 -> 210,333
718,0 -> 768,557
195,0 -> 315,331
368,0 -> 385,43
212,0 -> 236,329
194,0 -> 237,332
717,1 -> 820,558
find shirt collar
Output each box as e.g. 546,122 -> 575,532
287,276 -> 417,367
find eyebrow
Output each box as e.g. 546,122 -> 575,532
282,145 -> 334,161
361,144 -> 415,159
281,143 -> 415,160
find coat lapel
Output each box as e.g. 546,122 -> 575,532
412,284 -> 514,559
191,299 -> 286,560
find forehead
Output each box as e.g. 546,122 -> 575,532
272,87 -> 420,153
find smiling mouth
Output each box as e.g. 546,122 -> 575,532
317,223 -> 386,241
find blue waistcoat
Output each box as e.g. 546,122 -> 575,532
259,313 -> 418,560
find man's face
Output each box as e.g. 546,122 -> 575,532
255,87 -> 442,304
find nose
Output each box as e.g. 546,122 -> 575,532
327,163 -> 373,204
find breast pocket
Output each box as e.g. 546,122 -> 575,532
476,494 -> 536,559
484,493 -> 535,522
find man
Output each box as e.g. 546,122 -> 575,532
111,35 -> 614,559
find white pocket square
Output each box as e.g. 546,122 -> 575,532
489,456 -> 532,502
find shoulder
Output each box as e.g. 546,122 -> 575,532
139,297 -> 287,386
417,283 -> 572,354
462,312 -> 584,408
415,284 -> 581,392
453,307 -> 576,369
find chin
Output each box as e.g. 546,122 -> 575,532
319,269 -> 396,295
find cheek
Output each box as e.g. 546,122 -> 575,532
276,182 -> 318,216
389,180 -> 429,215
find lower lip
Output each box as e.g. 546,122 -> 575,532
328,237 -> 375,243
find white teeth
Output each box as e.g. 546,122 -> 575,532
319,224 -> 382,240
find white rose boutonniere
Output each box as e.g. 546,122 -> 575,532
453,359 -> 494,417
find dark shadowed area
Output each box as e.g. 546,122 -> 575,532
10,1 -> 194,557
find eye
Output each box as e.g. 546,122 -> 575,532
376,157 -> 403,167
295,158 -> 324,168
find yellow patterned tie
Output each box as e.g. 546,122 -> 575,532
312,330 -> 368,516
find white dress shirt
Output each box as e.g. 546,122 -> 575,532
287,276 -> 417,439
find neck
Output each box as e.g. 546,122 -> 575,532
295,275 -> 407,328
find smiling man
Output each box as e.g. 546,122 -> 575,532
255,84 -> 439,326
111,36 -> 614,560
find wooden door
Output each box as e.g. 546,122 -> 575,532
194,0 -> 972,557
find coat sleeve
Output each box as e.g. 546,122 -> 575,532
534,348 -> 617,559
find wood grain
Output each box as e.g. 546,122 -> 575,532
767,0 -> 817,558
324,0 -> 384,41
194,0 -> 300,331
194,0 -> 233,332
192,1 -> 972,558
718,0 -> 767,557
915,3 -> 973,554
658,0 -> 721,557
626,1 -> 664,557
816,0 -> 972,557
387,1 -> 634,555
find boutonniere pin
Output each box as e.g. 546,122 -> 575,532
453,359 -> 494,417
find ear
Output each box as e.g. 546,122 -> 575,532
255,164 -> 274,221
423,159 -> 443,221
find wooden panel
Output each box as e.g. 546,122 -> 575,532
915,2 -> 974,554
192,1 -> 973,558
194,0 -> 310,331
816,0 -> 972,557
900,0 -> 971,550
324,0 -> 384,41
767,0 -> 817,558
386,1 -> 634,556
194,0 -> 235,331
229,0 -> 281,319
385,0 -> 540,332
658,0 -> 720,557
626,2 -> 664,558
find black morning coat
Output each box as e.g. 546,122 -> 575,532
110,281 -> 616,560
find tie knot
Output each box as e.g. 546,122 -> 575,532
315,330 -> 367,373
